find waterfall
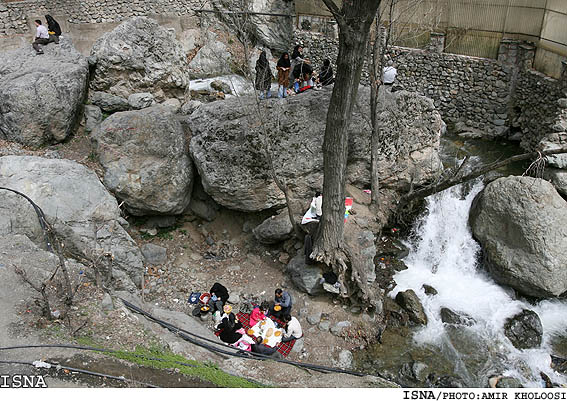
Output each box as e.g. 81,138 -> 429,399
391,181 -> 567,387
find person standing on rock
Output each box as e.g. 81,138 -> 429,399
255,51 -> 273,100
276,52 -> 291,98
32,19 -> 50,55
45,15 -> 62,44
270,288 -> 292,319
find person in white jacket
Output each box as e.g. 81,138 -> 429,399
281,314 -> 303,343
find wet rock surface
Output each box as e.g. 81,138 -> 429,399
395,290 -> 428,326
504,309 -> 543,350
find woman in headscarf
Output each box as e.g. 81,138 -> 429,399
45,15 -> 61,44
319,59 -> 335,86
276,52 -> 291,98
289,44 -> 304,87
255,51 -> 273,100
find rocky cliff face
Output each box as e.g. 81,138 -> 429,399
0,38 -> 88,147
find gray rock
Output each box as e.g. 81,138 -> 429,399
90,91 -> 129,113
228,293 -> 240,304
90,17 -> 190,102
318,320 -> 331,331
422,284 -> 438,296
84,105 -> 102,133
290,337 -> 304,353
190,180 -> 220,222
496,376 -> 523,388
188,36 -> 231,78
242,221 -> 256,233
544,168 -> 567,196
337,350 -> 353,369
285,254 -> 324,296
307,312 -> 321,325
395,290 -> 428,325
161,98 -> 182,113
440,307 -> 475,326
252,209 -> 293,244
0,156 -> 143,290
470,176 -> 567,298
0,39 -> 88,147
180,100 -> 203,115
228,265 -> 241,272
504,309 -> 543,350
210,80 -> 232,94
145,216 -> 177,229
128,93 -> 155,110
101,293 -> 114,311
140,243 -> 167,265
539,139 -> 567,169
189,87 -> 443,212
330,321 -> 352,336
93,106 -> 194,215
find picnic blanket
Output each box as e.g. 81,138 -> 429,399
215,311 -> 296,358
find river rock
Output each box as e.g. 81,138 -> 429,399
495,377 -> 523,388
285,254 -> 324,296
90,91 -> 129,113
128,93 -> 155,110
252,209 -> 293,244
93,105 -> 193,215
307,312 -> 321,325
189,87 -> 443,212
90,17 -> 190,101
395,289 -> 428,325
140,243 -> 167,265
504,309 -> 543,350
440,307 -> 475,326
84,105 -> 102,133
422,284 -> 438,296
470,176 -> 567,298
0,156 -> 143,290
0,38 -> 88,147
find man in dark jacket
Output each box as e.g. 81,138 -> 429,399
251,337 -> 281,358
270,288 -> 292,319
208,282 -> 229,312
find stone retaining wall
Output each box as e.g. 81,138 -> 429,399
0,0 -> 202,35
295,30 -> 567,147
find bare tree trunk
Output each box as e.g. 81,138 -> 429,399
313,0 -> 381,266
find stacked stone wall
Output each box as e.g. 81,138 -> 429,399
0,0 -> 202,35
295,31 -> 513,138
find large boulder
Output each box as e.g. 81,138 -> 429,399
504,309 -> 543,349
253,209 -> 293,244
93,105 -> 194,216
0,38 -> 88,147
90,17 -> 190,102
395,289 -> 428,325
188,35 -> 232,78
544,168 -> 567,197
372,89 -> 444,191
188,87 -> 443,212
90,91 -> 129,113
0,156 -> 143,290
470,176 -> 567,298
286,254 -> 324,295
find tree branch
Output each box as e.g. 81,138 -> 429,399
400,147 -> 567,205
320,0 -> 344,27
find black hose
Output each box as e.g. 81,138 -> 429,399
120,298 -> 382,379
0,359 -> 158,387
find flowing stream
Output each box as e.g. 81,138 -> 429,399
390,174 -> 567,387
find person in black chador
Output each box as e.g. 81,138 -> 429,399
293,61 -> 313,90
217,313 -> 243,345
255,51 -> 273,100
208,282 -> 229,313
45,15 -> 61,44
318,59 -> 335,86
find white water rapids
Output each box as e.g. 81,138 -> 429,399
391,180 -> 567,387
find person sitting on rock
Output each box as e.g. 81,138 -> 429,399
32,19 -> 50,55
249,301 -> 270,327
45,15 -> 61,44
270,288 -> 292,319
293,60 -> 314,91
217,312 -> 243,345
281,314 -> 303,343
251,336 -> 281,358
208,282 -> 229,313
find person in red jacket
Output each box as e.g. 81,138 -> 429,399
249,301 -> 269,327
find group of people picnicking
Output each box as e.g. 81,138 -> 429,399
255,43 -> 398,99
255,44 -> 336,99
201,282 -> 303,358
32,15 -> 62,55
